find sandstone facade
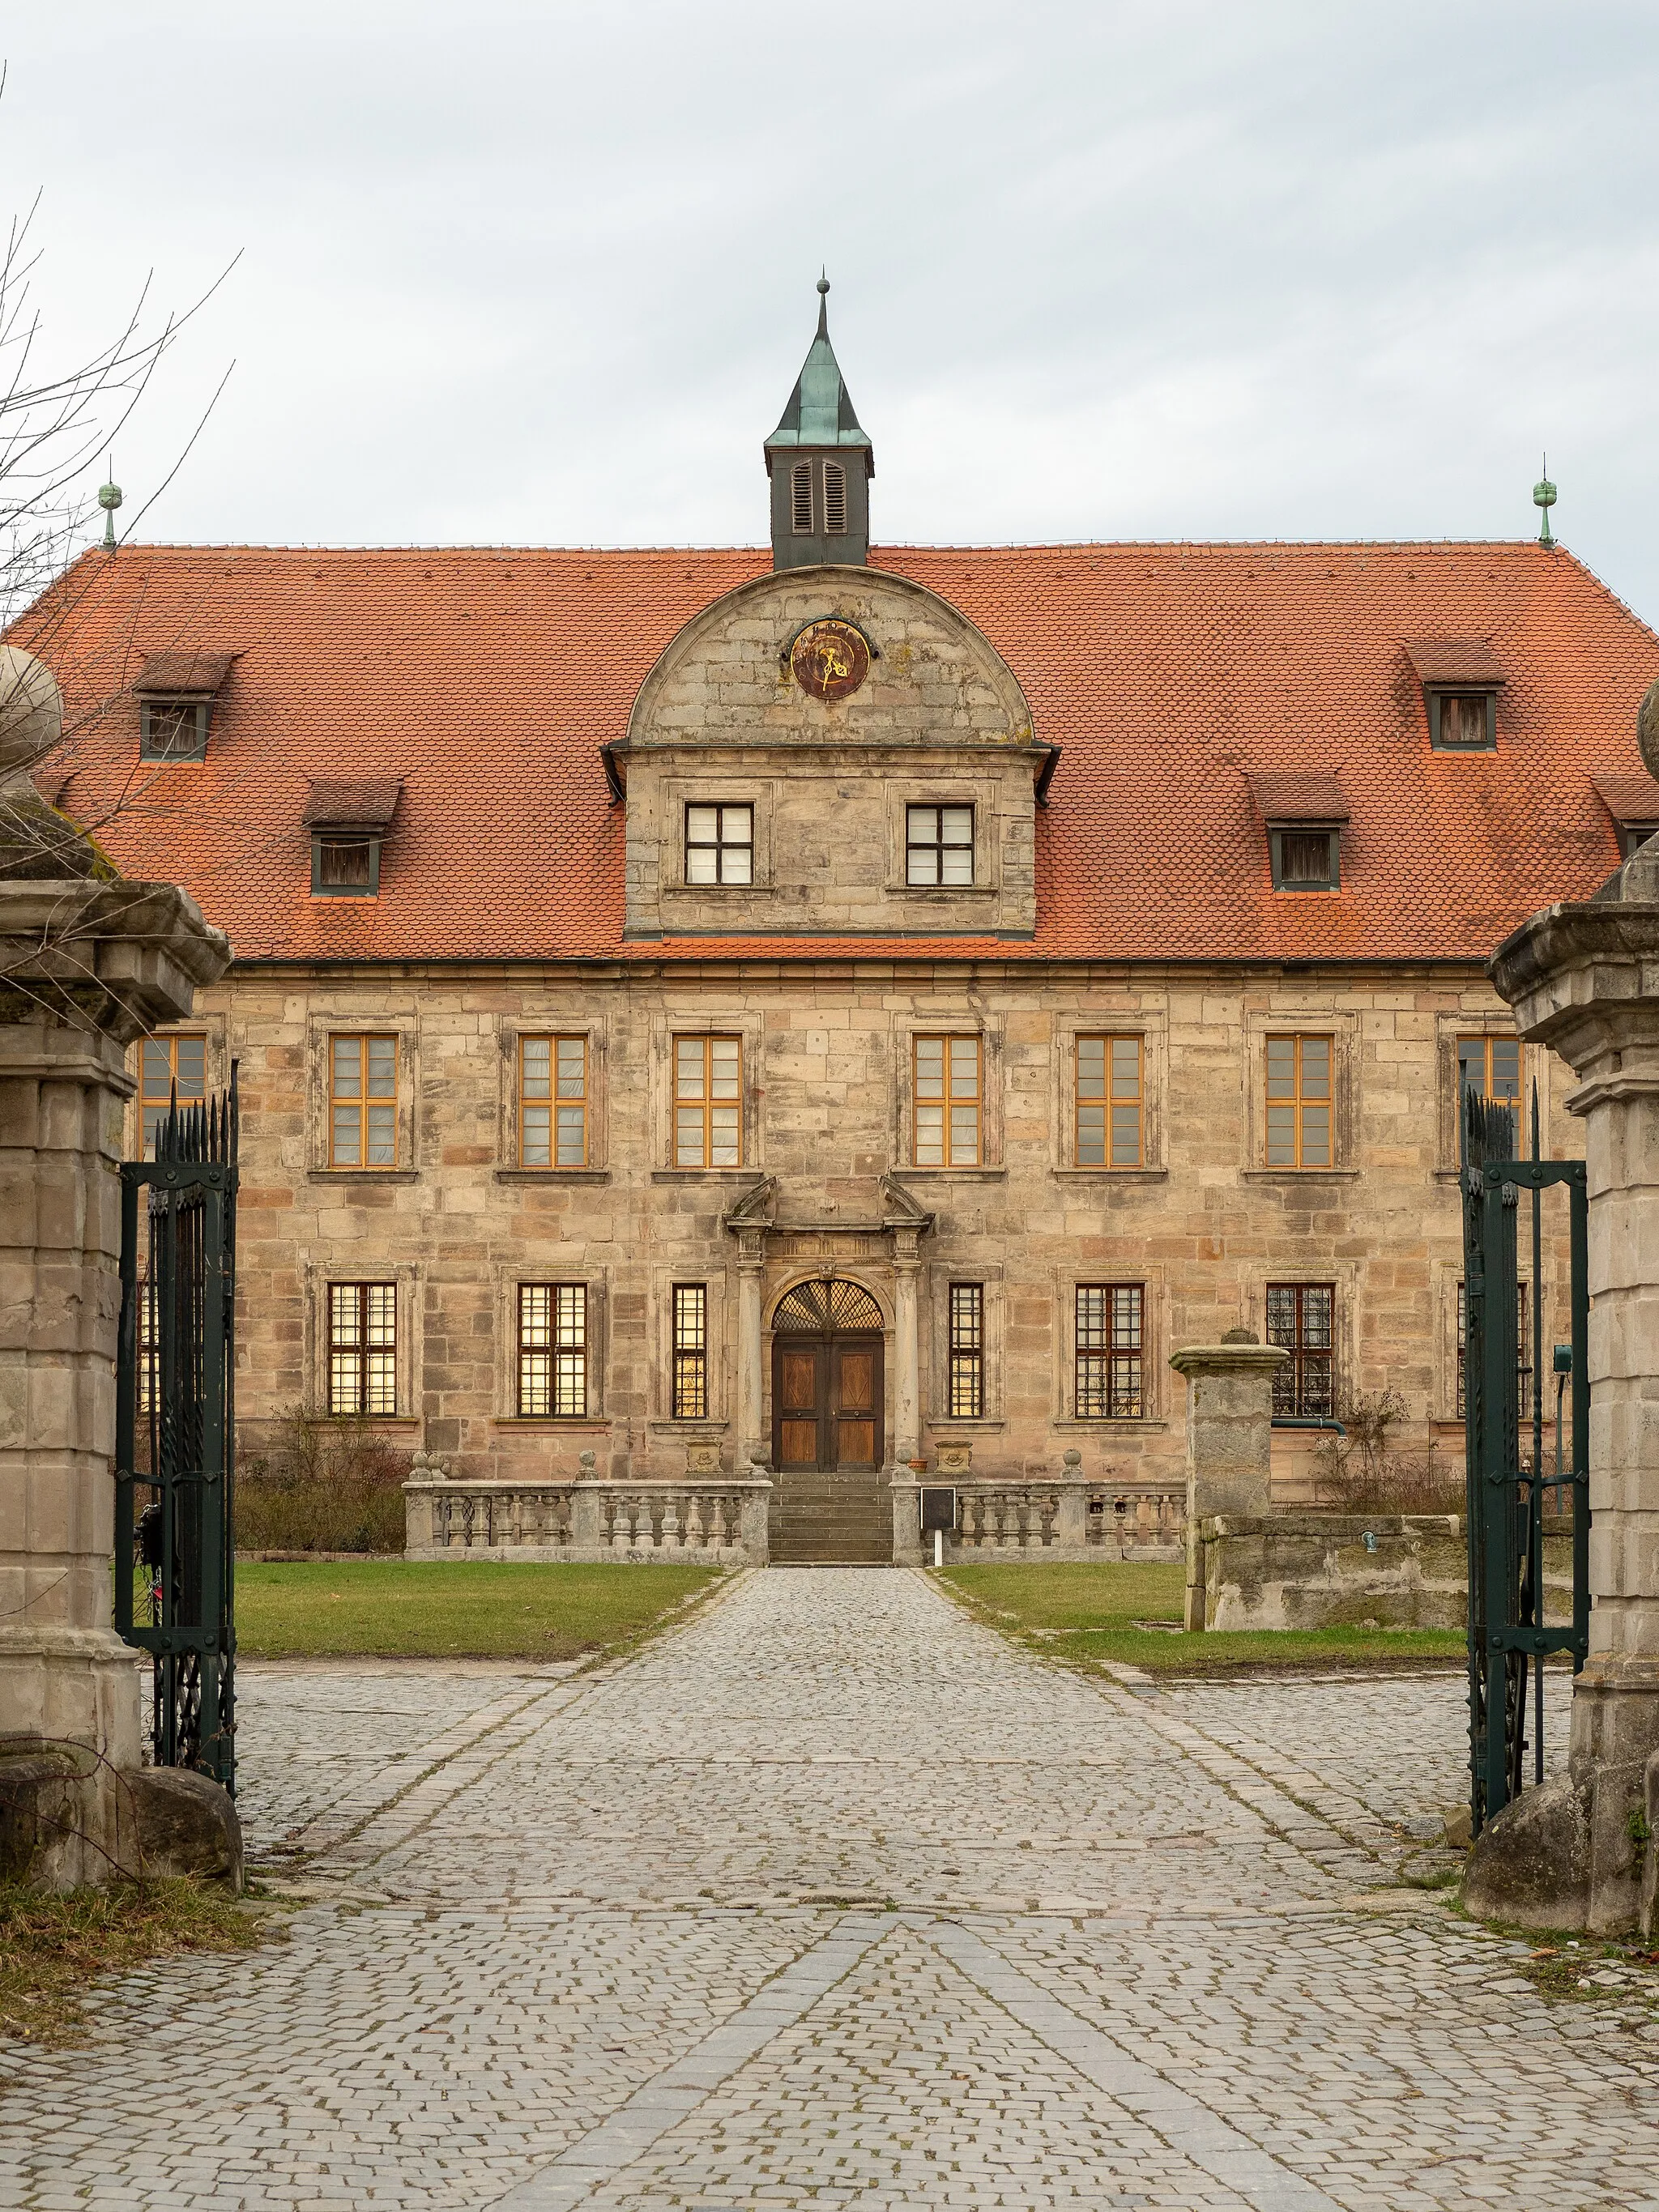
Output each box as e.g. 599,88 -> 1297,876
144,959 -> 1580,1492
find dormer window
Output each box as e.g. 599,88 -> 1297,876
304,776 -> 402,898
133,650 -> 234,763
140,699 -> 210,762
1403,639 -> 1504,752
1249,774 -> 1348,893
1592,772 -> 1659,859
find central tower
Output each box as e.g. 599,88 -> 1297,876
763,279 -> 874,569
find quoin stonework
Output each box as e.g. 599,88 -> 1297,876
16,288 -> 1659,1561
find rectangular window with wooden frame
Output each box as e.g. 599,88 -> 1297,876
913,1035 -> 982,1166
1456,1280 -> 1532,1421
672,1284 -> 708,1419
1266,1283 -> 1334,1417
139,1033 -> 207,1154
1076,1035 -> 1142,1167
906,804 -> 974,886
518,1283 -> 588,1417
1075,1285 -> 1144,1418
1457,1033 -> 1521,1110
329,1283 -> 397,1415
684,803 -> 753,886
674,1035 -> 742,1168
948,1283 -> 984,1419
519,1035 -> 588,1167
329,1034 -> 398,1169
1265,1034 -> 1333,1167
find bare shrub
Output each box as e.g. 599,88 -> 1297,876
1312,1390 -> 1465,1516
236,1413 -> 408,1555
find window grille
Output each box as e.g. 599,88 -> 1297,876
139,700 -> 209,762
1266,1284 -> 1334,1417
772,1280 -> 884,1332
1265,1034 -> 1332,1167
1076,1285 -> 1143,1417
949,1284 -> 984,1418
520,1035 -> 587,1167
684,803 -> 754,885
672,1284 -> 708,1419
675,1036 -> 742,1167
791,461 -> 812,534
913,1035 -> 982,1166
906,804 -> 974,886
329,1035 -> 398,1168
329,1282 -> 397,1414
1458,1034 -> 1520,1107
823,461 -> 847,534
139,1034 -> 207,1153
1076,1035 -> 1142,1167
518,1283 -> 587,1417
1456,1279 -> 1532,1420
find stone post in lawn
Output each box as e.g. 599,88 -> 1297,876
0,646 -> 234,1886
1469,715 -> 1659,1933
1169,1332 -> 1289,1631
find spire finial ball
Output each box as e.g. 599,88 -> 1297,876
97,480 -> 122,513
817,275 -> 830,296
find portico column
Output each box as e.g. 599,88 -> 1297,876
892,1227 -> 922,1465
1474,816 -> 1659,1933
736,1229 -> 766,1464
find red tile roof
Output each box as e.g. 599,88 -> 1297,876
133,648 -> 236,695
1590,771 -> 1659,824
1401,637 -> 1508,687
15,539 -> 1659,966
303,777 -> 403,828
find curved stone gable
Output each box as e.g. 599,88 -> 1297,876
626,564 -> 1035,752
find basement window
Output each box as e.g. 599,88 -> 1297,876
1269,825 -> 1341,892
139,699 -> 210,762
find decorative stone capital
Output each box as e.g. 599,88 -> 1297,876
1168,1343 -> 1290,1387
1487,843 -> 1659,1086
0,879 -> 230,1041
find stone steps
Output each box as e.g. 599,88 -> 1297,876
771,1470 -> 893,1566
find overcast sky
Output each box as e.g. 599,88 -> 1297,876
5,3 -> 1659,623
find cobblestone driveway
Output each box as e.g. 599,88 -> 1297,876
3,1569 -> 1655,2210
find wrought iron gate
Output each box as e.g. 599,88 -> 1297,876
114,1072 -> 239,1792
1460,1088 -> 1589,1836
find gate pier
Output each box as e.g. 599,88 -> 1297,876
1473,793 -> 1659,1935
0,652 -> 232,1885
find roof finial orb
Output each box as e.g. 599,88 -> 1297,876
815,270 -> 830,338
817,272 -> 830,296
1533,452 -> 1557,548
97,462 -> 122,553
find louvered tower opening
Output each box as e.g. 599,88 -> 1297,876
823,462 -> 847,535
791,462 -> 812,535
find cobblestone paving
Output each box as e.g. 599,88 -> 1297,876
2,1569 -> 1654,2211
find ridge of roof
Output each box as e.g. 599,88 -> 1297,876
74,535 -> 1572,557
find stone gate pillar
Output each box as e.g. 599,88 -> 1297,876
0,649 -> 232,1884
1169,1334 -> 1288,1631
1472,812 -> 1659,1933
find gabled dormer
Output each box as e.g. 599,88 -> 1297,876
764,279 -> 873,569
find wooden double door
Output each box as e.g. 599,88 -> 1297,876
773,1334 -> 884,1471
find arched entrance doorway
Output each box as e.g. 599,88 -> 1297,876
771,1278 -> 885,1472
769,1279 -> 889,1564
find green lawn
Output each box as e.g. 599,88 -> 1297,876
940,1562 -> 1466,1676
234,1560 -> 723,1660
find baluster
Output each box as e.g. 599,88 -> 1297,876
658,1493 -> 679,1554
684,1492 -> 704,1550
609,1494 -> 630,1555
710,1494 -> 728,1552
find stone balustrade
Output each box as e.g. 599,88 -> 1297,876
892,1477 -> 1187,1563
404,1475 -> 772,1565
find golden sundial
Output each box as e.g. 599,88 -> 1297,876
789,618 -> 870,703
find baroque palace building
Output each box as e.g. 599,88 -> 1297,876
22,288 -> 1659,1558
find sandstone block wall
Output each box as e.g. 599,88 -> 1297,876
143,959 -> 1581,1490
